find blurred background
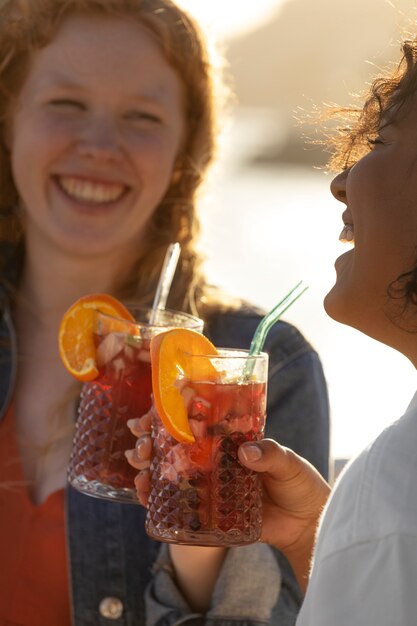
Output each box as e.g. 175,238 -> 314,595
176,0 -> 417,467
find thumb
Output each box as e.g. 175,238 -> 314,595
238,438 -> 294,477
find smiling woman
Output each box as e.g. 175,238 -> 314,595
11,15 -> 185,261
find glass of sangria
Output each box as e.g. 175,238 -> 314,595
146,333 -> 268,546
68,308 -> 203,503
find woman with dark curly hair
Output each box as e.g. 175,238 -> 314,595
236,32 -> 417,626
0,1 -> 329,625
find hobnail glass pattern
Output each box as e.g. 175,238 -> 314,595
146,418 -> 262,546
68,381 -> 138,500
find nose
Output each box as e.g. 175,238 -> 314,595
330,168 -> 349,203
77,116 -> 122,162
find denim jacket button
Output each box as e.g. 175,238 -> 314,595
99,597 -> 124,619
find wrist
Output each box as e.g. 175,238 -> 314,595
284,520 -> 319,593
168,545 -> 228,612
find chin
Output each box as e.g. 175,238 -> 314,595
323,281 -> 353,326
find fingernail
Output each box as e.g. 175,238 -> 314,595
136,439 -> 145,455
125,449 -> 134,460
240,444 -> 262,462
127,418 -> 139,430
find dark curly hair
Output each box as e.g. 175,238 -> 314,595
325,37 -> 417,320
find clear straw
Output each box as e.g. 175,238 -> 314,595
149,243 -> 181,325
242,281 -> 308,380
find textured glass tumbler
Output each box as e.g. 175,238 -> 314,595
68,307 -> 203,503
146,349 -> 268,546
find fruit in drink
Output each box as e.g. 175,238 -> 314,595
150,328 -> 218,443
147,329 -> 267,545
58,293 -> 135,381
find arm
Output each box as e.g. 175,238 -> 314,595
168,545 -> 227,613
145,542 -> 281,626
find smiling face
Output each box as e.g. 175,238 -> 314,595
8,13 -> 185,261
324,96 -> 417,357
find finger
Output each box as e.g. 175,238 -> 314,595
127,411 -> 153,436
239,438 -> 330,506
134,469 -> 150,506
125,447 -> 151,470
136,434 -> 152,460
238,438 -> 301,479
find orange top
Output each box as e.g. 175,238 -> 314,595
0,404 -> 71,626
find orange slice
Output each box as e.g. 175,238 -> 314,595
58,293 -> 135,381
150,328 -> 219,443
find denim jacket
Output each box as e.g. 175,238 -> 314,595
0,289 -> 329,626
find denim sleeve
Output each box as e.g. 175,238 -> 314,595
145,543 -> 281,626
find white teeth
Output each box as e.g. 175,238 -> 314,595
58,176 -> 126,204
339,224 -> 355,245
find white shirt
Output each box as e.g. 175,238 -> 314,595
297,390 -> 417,626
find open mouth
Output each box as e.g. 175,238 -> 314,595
56,175 -> 128,205
339,223 -> 354,245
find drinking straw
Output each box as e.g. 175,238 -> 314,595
149,242 -> 181,324
242,281 -> 308,380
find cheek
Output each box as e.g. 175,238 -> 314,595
132,135 -> 179,189
11,117 -> 64,175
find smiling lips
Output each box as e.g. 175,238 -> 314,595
57,175 -> 128,205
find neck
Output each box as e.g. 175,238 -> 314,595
17,234 -> 138,327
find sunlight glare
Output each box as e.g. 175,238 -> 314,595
175,0 -> 288,37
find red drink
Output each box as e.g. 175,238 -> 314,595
68,308 -> 203,503
146,350 -> 268,546
69,332 -> 152,492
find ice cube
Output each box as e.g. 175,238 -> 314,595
112,357 -> 125,378
96,333 -> 125,367
124,345 -> 136,362
181,386 -> 196,410
137,349 -> 151,363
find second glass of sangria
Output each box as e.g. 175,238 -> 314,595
68,308 -> 203,503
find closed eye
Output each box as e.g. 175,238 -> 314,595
366,137 -> 384,148
125,111 -> 162,124
49,99 -> 86,111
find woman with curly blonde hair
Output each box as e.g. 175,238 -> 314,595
0,1 -> 329,624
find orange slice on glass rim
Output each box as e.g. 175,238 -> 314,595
150,328 -> 219,443
58,293 -> 135,382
